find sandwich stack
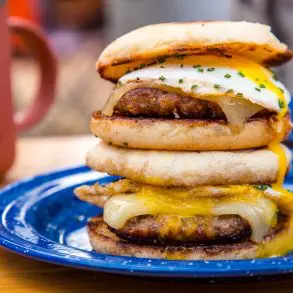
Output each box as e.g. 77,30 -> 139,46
75,21 -> 293,260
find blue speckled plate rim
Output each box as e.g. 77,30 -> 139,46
1,165 -> 293,278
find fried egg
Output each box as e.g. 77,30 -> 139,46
119,55 -> 290,112
102,55 -> 290,131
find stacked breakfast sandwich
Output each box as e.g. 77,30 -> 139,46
75,21 -> 293,260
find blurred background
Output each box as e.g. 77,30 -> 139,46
10,0 -> 293,136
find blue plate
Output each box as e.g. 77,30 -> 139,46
1,165 -> 293,278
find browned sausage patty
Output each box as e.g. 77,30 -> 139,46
114,88 -> 271,119
110,215 -> 252,245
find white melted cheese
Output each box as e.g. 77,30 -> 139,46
213,198 -> 277,243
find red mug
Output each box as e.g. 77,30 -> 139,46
0,4 -> 57,177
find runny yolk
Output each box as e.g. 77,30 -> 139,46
163,54 -> 285,106
255,66 -> 292,258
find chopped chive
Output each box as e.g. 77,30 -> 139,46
193,64 -> 201,68
214,84 -> 220,89
138,63 -> 146,69
255,87 -> 261,92
254,184 -> 271,191
173,53 -> 186,60
157,56 -> 167,63
279,87 -> 284,93
198,68 -> 204,73
279,99 -> 285,109
123,141 -> 128,147
224,73 -> 231,78
159,75 -> 166,81
255,77 -> 260,81
270,69 -> 279,81
191,84 -> 198,90
160,65 -> 165,68
236,92 -> 243,97
226,89 -> 234,94
178,78 -> 184,84
207,67 -> 215,72
238,71 -> 245,78
180,64 -> 184,68
259,84 -> 266,88
273,73 -> 279,81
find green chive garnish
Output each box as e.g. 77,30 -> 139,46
191,85 -> 198,90
214,84 -> 220,89
207,67 -> 215,72
273,74 -> 279,81
193,65 -> 201,69
138,63 -> 145,69
255,87 -> 261,92
254,184 -> 271,191
279,99 -> 285,109
224,73 -> 231,78
279,87 -> 284,93
159,76 -> 166,81
226,89 -> 234,94
236,92 -> 243,97
259,84 -> 266,88
178,79 -> 184,84
238,71 -> 245,78
198,68 -> 204,73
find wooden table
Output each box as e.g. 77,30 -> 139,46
1,135 -> 293,292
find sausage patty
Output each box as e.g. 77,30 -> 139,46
114,88 -> 270,119
111,214 -> 252,245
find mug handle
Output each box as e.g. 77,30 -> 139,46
8,17 -> 57,132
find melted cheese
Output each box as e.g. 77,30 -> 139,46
103,55 -> 290,130
104,185 -> 277,243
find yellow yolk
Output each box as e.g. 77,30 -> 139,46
163,55 -> 285,104
256,61 -> 291,257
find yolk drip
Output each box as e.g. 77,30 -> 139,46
254,63 -> 291,257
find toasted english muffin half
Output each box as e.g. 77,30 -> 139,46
91,112 -> 291,151
97,21 -> 293,82
86,141 -> 291,187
